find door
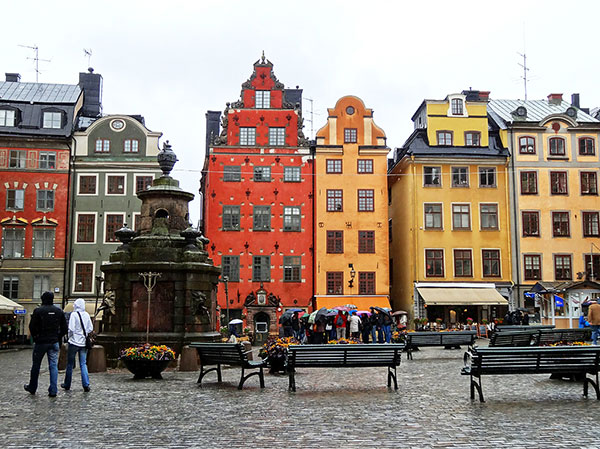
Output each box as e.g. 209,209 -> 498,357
253,311 -> 270,346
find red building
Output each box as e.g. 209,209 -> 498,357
202,55 -> 313,343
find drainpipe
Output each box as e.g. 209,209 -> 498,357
63,139 -> 75,310
310,140 -> 316,312
509,128 -> 520,312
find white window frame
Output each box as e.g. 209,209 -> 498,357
32,228 -> 56,258
43,111 -> 62,129
479,202 -> 500,231
124,139 -> 139,153
103,212 -> 126,244
38,151 -> 57,170
77,173 -> 99,196
451,203 -> 471,230
105,173 -> 127,196
255,90 -> 270,109
0,109 -> 16,127
75,211 -> 98,245
446,94 -> 468,117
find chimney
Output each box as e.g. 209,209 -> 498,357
571,93 -> 580,108
547,93 -> 563,105
478,91 -> 490,101
205,111 -> 221,152
78,67 -> 103,118
5,73 -> 21,82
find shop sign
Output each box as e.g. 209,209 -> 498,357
14,309 -> 26,315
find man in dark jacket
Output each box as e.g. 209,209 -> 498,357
24,291 -> 68,397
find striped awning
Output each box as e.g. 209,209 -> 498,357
417,288 -> 508,306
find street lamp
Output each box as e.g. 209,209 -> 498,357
139,272 -> 161,343
348,263 -> 356,288
219,275 -> 229,325
94,275 -> 104,316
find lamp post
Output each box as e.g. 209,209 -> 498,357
219,275 -> 229,326
139,272 -> 161,344
94,275 -> 104,316
348,263 -> 356,288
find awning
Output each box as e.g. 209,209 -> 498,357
64,301 -> 103,320
0,294 -> 22,314
417,287 -> 508,306
315,296 -> 390,310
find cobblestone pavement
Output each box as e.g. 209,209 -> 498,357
2,344 -> 599,449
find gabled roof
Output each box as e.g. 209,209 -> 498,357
488,99 -> 599,125
0,81 -> 81,104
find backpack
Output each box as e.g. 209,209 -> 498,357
336,316 -> 343,326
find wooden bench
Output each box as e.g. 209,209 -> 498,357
190,343 -> 266,390
405,331 -> 477,360
489,330 -> 539,347
461,346 -> 600,402
538,328 -> 591,345
490,328 -> 592,347
287,344 -> 404,391
494,325 -> 555,332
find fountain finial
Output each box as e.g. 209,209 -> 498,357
157,140 -> 178,177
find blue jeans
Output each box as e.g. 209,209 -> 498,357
63,344 -> 90,389
27,342 -> 59,395
592,325 -> 600,345
371,327 -> 377,343
383,324 -> 392,343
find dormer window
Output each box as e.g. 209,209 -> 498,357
255,90 -> 270,109
451,98 -> 464,115
437,131 -> 453,146
0,109 -> 15,127
95,139 -> 110,153
465,131 -> 480,146
124,139 -> 139,153
43,111 -> 62,129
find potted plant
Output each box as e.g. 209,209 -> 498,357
119,344 -> 176,379
466,317 -> 474,329
260,336 -> 299,374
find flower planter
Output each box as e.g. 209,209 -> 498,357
268,355 -> 287,374
122,358 -> 170,379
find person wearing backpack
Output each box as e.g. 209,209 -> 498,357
61,298 -> 93,392
335,311 -> 347,340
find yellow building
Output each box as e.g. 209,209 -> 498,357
389,91 -> 511,327
489,94 -> 600,328
314,96 -> 390,310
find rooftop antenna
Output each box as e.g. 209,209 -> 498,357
83,48 -> 93,67
18,44 -> 51,82
304,97 -> 320,139
517,24 -> 529,100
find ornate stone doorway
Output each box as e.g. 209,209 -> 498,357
253,311 -> 270,346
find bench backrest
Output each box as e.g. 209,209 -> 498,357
190,343 -> 247,366
407,331 -> 476,346
288,344 -> 404,368
494,325 -> 555,332
537,328 -> 591,345
489,330 -> 538,347
467,346 -> 600,375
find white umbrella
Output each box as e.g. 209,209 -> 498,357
228,319 -> 243,325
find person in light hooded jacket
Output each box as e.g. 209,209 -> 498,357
61,298 -> 93,392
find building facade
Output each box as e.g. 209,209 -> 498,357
389,91 -> 511,326
314,96 -> 390,311
201,56 -> 312,344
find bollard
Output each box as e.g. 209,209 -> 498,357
87,345 -> 107,373
58,343 -> 68,371
178,345 -> 198,371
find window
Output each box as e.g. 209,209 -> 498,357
223,166 -> 241,182
482,250 -> 501,277
135,175 -> 153,193
519,136 -> 536,154
552,212 -> 570,237
269,127 -> 285,146
36,190 -> 54,211
6,189 -> 25,210
554,255 -> 572,280
33,229 -> 55,258
344,128 -> 357,143
451,98 -> 464,115
105,214 -> 124,242
221,256 -> 240,282
524,255 -> 541,280
437,131 -> 452,146
520,171 -> 538,194
326,231 -> 343,254
78,175 -> 97,194
358,230 -> 375,253
253,166 -> 271,182
222,206 -> 240,231
39,152 -> 56,169
465,132 -> 480,146
43,111 -> 61,129
255,90 -> 270,109
283,206 -> 301,231
107,175 -> 125,194
358,189 -> 374,212
550,171 -> 568,195
239,127 -> 256,145
480,204 -> 499,230
454,249 -> 472,277
479,167 -> 496,187
9,150 -> 26,168
33,275 -> 50,301
451,167 -> 469,187
357,159 -> 373,174
283,166 -> 300,182
326,159 -> 342,174
2,228 -> 24,258
0,109 -> 15,127
283,256 -> 301,282
583,212 -> 600,237
124,139 -> 139,153
326,272 -> 343,295
581,172 -> 598,195
522,211 -> 540,237
549,137 -> 566,156
253,206 -> 271,231
358,272 -> 375,295
579,137 -> 595,155
76,214 -> 96,242
327,190 -> 343,212
2,276 -> 18,300
424,203 -> 442,230
425,250 -> 444,277
585,254 -> 600,280
452,204 -> 470,230
74,263 -> 93,292
424,166 -> 441,186
252,256 -> 270,282
95,139 -> 110,153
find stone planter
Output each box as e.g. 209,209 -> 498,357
268,355 -> 286,374
122,358 -> 171,379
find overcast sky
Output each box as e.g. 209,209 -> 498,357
3,0 -> 598,224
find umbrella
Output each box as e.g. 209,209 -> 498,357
373,306 -> 392,317
516,308 -> 529,312
392,310 -> 408,316
326,310 -> 339,317
308,307 -> 328,324
343,304 -> 357,309
356,310 -> 372,316
286,308 -> 304,313
228,319 -> 243,325
281,309 -> 302,320
332,306 -> 352,312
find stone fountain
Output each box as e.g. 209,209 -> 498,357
97,141 -> 221,365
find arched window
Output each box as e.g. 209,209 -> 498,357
519,136 -> 536,154
579,137 -> 595,155
451,98 -> 463,115
549,137 -> 566,156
